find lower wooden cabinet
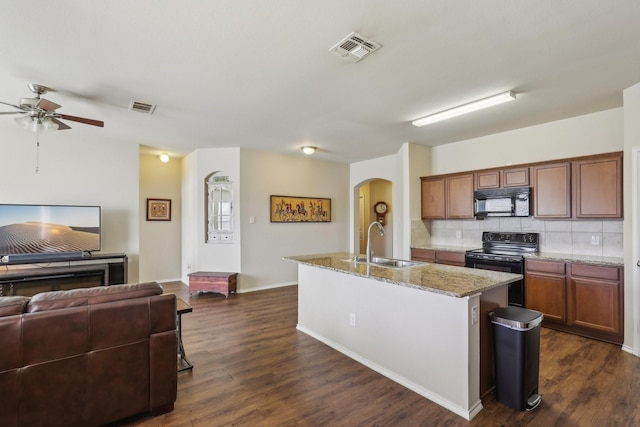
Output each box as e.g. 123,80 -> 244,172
410,248 -> 465,266
435,250 -> 465,266
568,263 -> 623,338
410,248 -> 436,263
525,259 -> 566,323
525,259 -> 623,344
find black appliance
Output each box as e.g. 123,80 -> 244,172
474,187 -> 531,218
465,231 -> 539,307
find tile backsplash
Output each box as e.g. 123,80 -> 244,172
412,217 -> 623,258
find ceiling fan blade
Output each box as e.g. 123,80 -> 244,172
0,100 -> 23,109
36,98 -> 61,112
0,111 -> 27,115
50,118 -> 72,130
58,114 -> 104,128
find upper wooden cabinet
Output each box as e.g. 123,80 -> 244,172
421,177 -> 446,219
475,170 -> 501,189
422,151 -> 622,221
503,167 -> 530,187
446,174 -> 474,218
475,167 -> 530,190
532,162 -> 571,218
421,173 -> 473,219
573,153 -> 622,218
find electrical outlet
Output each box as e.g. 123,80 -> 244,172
591,235 -> 600,246
455,230 -> 462,239
349,312 -> 357,327
471,305 -> 478,325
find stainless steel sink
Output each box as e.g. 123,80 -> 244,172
349,256 -> 423,268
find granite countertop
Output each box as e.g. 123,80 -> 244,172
411,245 -> 477,253
528,252 -> 624,267
410,245 -> 624,267
284,252 -> 521,298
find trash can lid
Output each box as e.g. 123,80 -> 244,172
489,306 -> 544,331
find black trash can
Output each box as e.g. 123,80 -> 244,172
489,306 -> 543,411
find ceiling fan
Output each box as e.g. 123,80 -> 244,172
0,83 -> 104,132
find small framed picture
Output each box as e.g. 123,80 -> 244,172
146,198 -> 171,221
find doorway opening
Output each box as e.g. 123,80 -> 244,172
355,179 -> 393,258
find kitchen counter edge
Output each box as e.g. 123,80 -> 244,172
284,252 -> 521,299
411,245 -> 623,267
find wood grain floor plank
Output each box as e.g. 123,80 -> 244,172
111,282 -> 640,427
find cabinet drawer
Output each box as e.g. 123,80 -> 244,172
570,263 -> 620,281
411,248 -> 436,262
526,259 -> 565,275
436,250 -> 465,266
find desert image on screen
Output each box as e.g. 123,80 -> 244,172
0,205 -> 100,255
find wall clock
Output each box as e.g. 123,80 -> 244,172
374,201 -> 388,225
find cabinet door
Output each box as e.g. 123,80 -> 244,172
503,167 -> 529,187
573,154 -> 622,218
532,162 -> 571,218
525,272 -> 567,322
568,264 -> 622,336
525,259 -> 567,322
446,174 -> 474,219
475,170 -> 501,190
421,177 -> 446,219
568,277 -> 621,334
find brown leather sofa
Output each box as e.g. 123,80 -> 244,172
0,282 -> 177,427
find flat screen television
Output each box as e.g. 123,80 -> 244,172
0,204 -> 101,262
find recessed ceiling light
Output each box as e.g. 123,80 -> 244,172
301,146 -> 316,155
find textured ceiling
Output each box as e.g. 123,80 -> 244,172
1,1 -> 640,163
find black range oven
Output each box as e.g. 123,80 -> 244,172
465,232 -> 539,307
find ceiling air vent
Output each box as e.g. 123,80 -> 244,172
329,32 -> 381,63
129,100 -> 157,114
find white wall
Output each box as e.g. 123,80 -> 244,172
623,82 -> 640,355
181,148 -> 242,281
181,147 -> 349,292
239,148 -> 350,291
0,126 -> 141,281
139,152 -> 182,282
430,108 -> 623,175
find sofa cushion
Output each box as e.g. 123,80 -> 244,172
26,282 -> 163,313
0,296 -> 30,317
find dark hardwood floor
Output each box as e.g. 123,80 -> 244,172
116,282 -> 640,427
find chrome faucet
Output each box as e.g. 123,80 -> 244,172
366,221 -> 385,264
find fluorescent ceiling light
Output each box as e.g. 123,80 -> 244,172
412,91 -> 516,127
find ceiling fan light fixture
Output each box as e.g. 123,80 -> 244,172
301,146 -> 316,155
15,114 -> 33,129
42,118 -> 59,132
412,91 -> 517,127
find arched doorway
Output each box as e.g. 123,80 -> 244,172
355,178 -> 393,257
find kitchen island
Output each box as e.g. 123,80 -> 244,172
284,252 -> 522,420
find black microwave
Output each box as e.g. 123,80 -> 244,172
474,187 -> 531,218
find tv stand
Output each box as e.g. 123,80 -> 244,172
0,253 -> 128,297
